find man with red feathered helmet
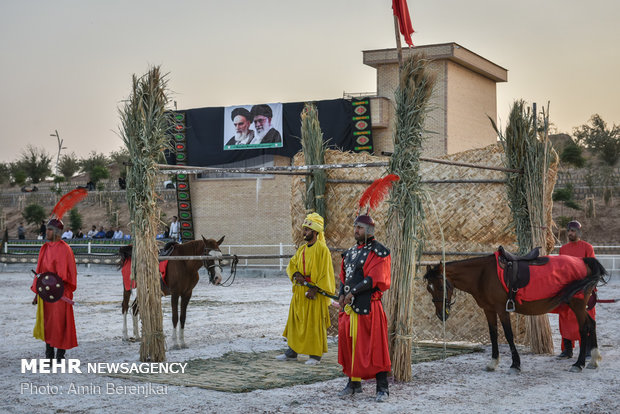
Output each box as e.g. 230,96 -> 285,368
337,175 -> 398,402
31,189 -> 86,361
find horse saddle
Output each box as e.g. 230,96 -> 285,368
160,241 -> 178,257
497,245 -> 549,311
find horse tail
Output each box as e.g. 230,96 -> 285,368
556,258 -> 608,304
118,245 -> 133,270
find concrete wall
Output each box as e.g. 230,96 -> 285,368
190,155 -> 294,249
446,60 -> 498,154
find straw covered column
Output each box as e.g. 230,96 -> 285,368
120,66 -> 172,362
384,54 -> 436,381
495,100 -> 558,354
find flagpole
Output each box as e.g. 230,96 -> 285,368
393,15 -> 403,71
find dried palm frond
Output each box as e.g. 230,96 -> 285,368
300,103 -> 327,219
119,66 -> 173,362
384,54 -> 436,382
492,100 -> 558,354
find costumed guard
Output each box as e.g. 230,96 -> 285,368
31,189 -> 87,361
338,175 -> 397,402
556,220 -> 597,358
277,213 -> 335,365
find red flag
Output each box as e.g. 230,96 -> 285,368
392,0 -> 414,47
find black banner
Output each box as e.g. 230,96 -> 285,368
174,98 -> 358,167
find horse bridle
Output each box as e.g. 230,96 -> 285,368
431,274 -> 456,310
202,247 -> 223,282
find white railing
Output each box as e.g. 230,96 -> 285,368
221,244 -> 297,270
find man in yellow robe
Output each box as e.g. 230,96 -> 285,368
276,213 -> 335,365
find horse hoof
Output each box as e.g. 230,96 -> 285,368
180,344 -> 188,349
485,359 -> 499,371
569,365 -> 583,373
586,362 -> 599,369
509,367 -> 521,375
122,336 -> 129,342
171,344 -> 180,350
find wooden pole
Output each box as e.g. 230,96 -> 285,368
393,15 -> 403,70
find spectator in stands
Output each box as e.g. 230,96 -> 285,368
93,227 -> 106,239
105,228 -> 115,239
87,225 -> 97,238
18,223 -> 26,240
74,228 -> 84,239
113,227 -> 124,239
61,228 -> 73,239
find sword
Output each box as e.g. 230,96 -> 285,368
31,270 -> 76,305
303,282 -> 339,300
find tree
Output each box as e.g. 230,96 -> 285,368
22,203 -> 47,227
69,208 -> 83,232
9,162 -> 27,186
573,114 -> 620,166
0,163 -> 9,185
18,145 -> 53,184
80,152 -> 110,185
59,152 -> 81,181
560,142 -> 586,168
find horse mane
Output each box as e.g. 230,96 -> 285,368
423,254 -> 495,280
556,257 -> 608,304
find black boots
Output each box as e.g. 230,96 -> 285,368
45,344 -> 66,362
557,338 -> 573,359
338,380 -> 362,396
376,371 -> 390,402
45,343 -> 55,359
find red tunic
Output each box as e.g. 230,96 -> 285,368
31,240 -> 78,350
557,240 -> 596,342
338,243 -> 391,379
122,258 -> 168,290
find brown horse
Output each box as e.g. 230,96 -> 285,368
422,253 -> 607,373
118,236 -> 225,348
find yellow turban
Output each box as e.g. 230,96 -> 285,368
302,213 -> 325,242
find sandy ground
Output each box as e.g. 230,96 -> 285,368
0,263 -> 618,414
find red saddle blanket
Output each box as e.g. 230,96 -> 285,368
494,252 -> 588,304
121,259 -> 169,291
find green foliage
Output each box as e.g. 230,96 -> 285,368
59,152 -> 81,180
573,114 -> 620,166
9,163 -> 27,186
17,145 -> 52,184
80,152 -> 109,181
91,165 -> 110,185
0,163 -> 10,185
69,208 -> 83,232
22,203 -> 46,226
552,184 -> 574,202
110,147 -> 131,179
560,143 -> 585,168
556,216 -> 572,229
553,184 -> 581,210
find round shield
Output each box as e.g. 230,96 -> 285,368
36,272 -> 64,303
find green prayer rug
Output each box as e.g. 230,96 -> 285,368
107,344 -> 481,393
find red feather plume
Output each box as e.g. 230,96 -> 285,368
358,174 -> 400,211
51,188 -> 88,220
358,179 -> 382,210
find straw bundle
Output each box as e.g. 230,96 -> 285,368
300,103 -> 327,219
119,66 -> 172,362
494,100 -> 558,354
383,54 -> 436,382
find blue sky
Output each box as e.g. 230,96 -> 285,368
1,0 -> 618,162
